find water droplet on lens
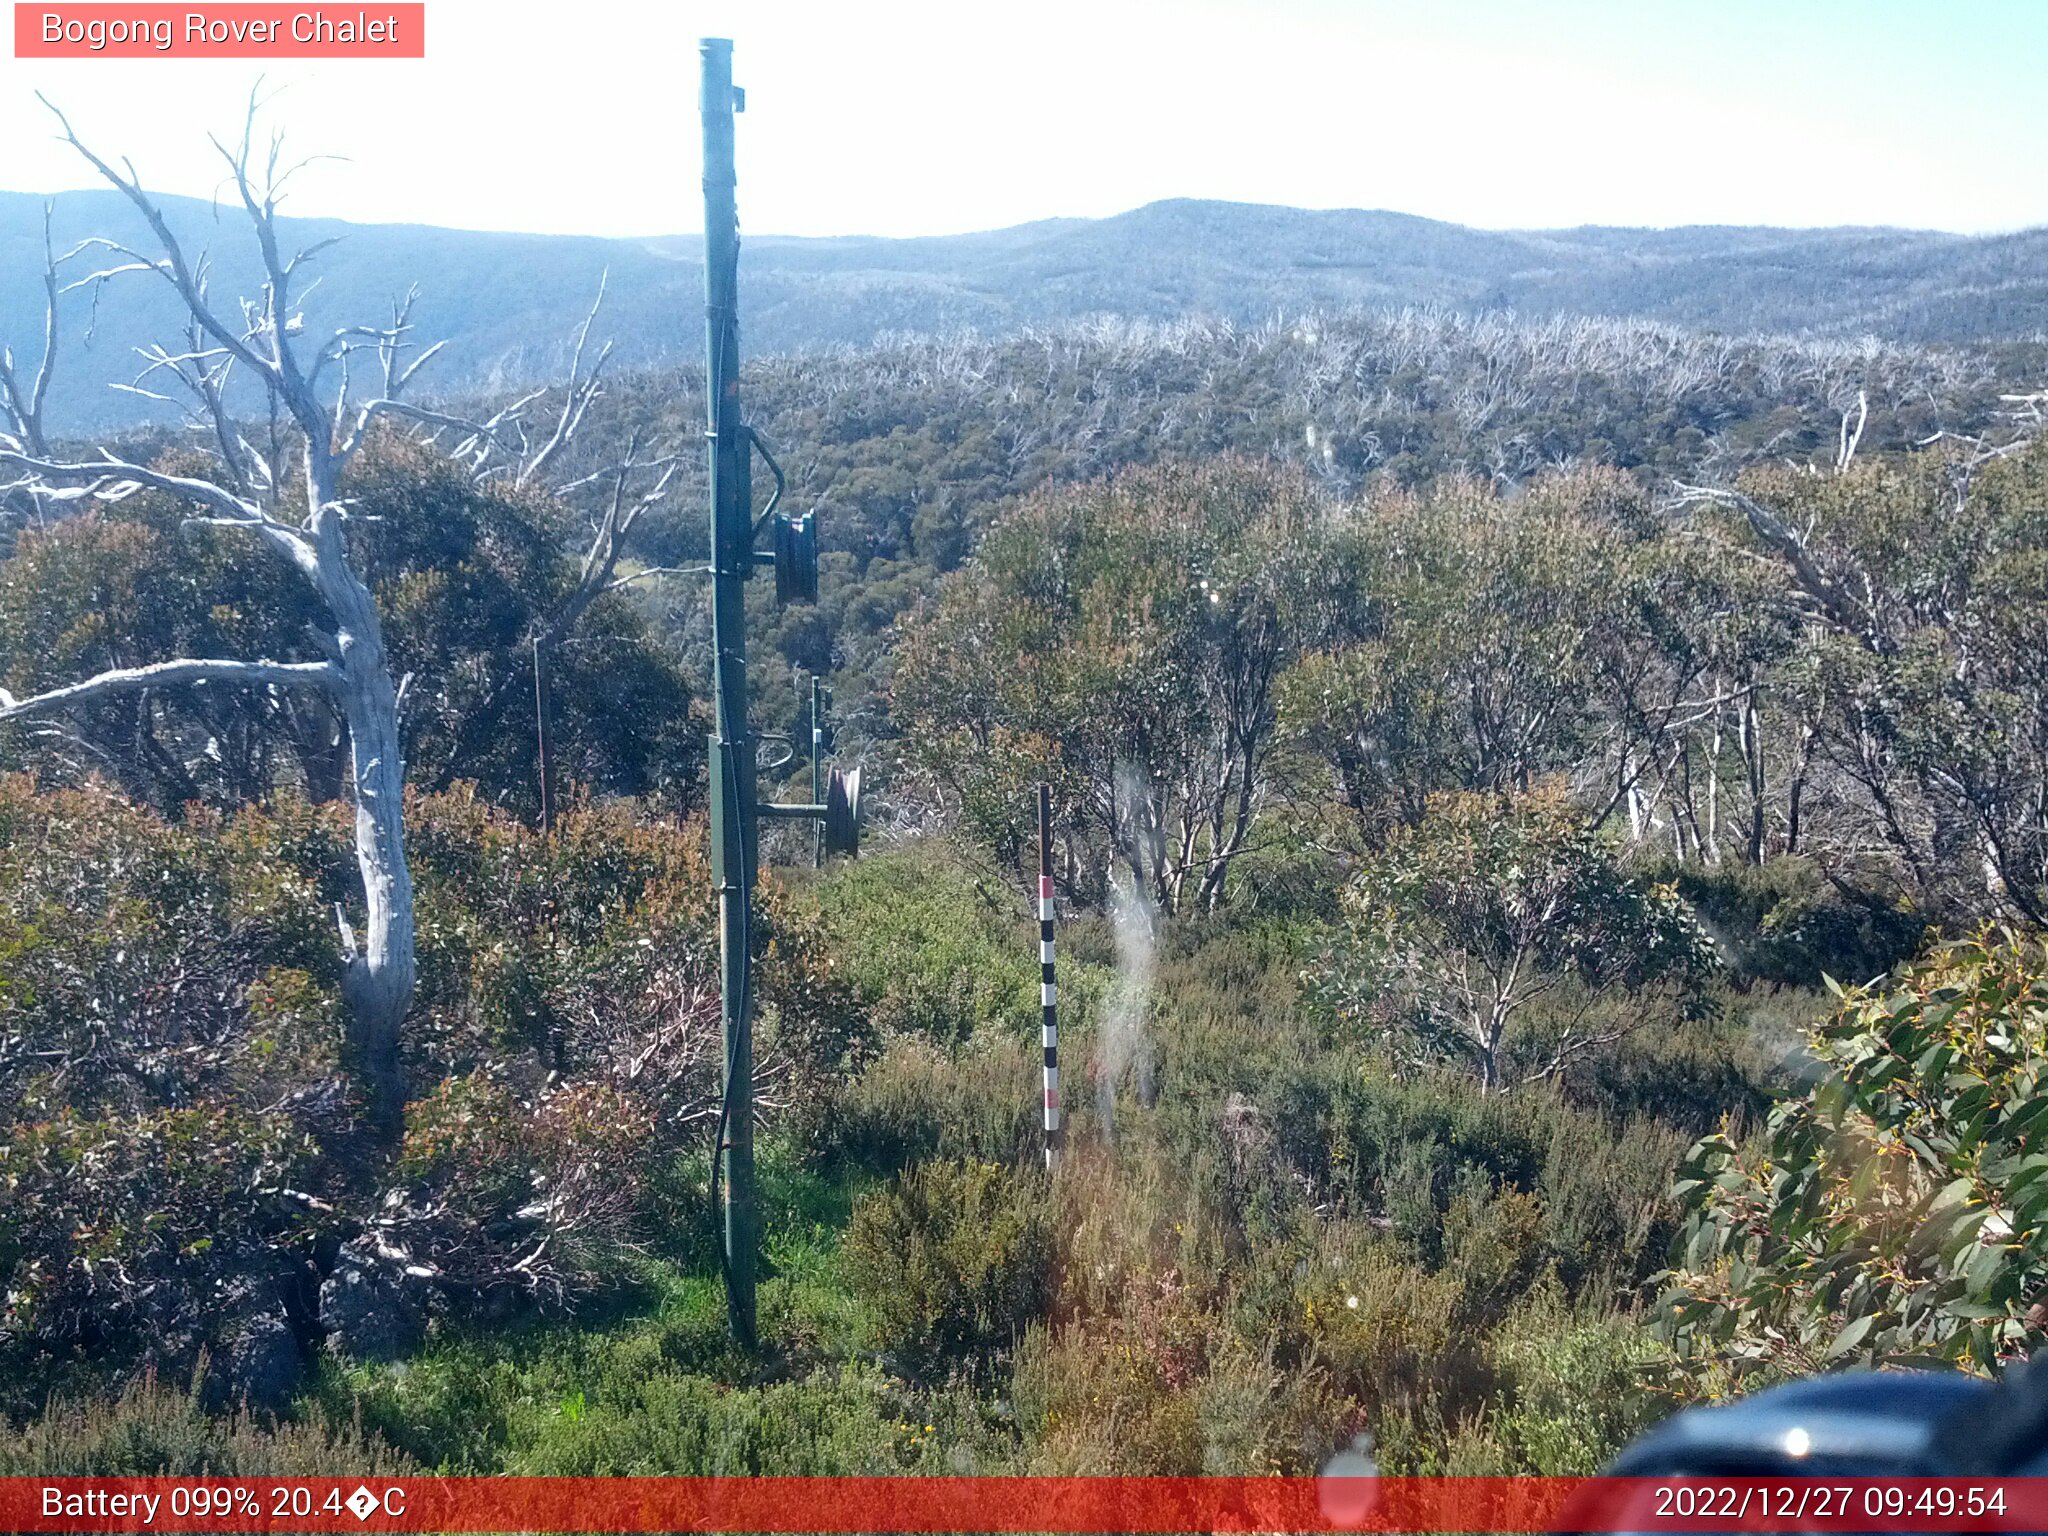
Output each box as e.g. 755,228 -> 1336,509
1318,1433 -> 1380,1527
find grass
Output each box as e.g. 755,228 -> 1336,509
306,1135 -> 890,1474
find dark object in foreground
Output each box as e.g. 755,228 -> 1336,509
1606,1371 -> 1991,1478
1566,1361 -> 2048,1534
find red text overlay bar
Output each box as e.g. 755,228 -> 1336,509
5,1476 -> 2048,1533
15,5 -> 424,57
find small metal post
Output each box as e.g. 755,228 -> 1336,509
811,675 -> 825,870
532,635 -> 553,835
1038,784 -> 1061,1170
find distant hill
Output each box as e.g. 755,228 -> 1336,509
5,190 -> 2046,432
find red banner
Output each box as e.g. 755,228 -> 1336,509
14,4 -> 424,57
3,1476 -> 2047,1533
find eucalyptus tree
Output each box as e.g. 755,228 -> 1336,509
1676,424 -> 2048,925
1278,474 -> 1619,842
895,458 -> 1341,911
1321,784 -> 1713,1094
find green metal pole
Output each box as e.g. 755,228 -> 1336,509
811,675 -> 824,870
701,35 -> 757,1350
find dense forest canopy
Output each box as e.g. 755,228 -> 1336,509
514,309 -> 2039,747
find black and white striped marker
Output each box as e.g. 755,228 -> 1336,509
1038,783 -> 1061,1170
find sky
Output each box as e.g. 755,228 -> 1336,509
1,0 -> 2043,240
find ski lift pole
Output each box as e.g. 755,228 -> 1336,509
1038,784 -> 1062,1170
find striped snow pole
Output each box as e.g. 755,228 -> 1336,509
1038,783 -> 1062,1169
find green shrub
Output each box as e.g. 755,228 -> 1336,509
1536,1113 -> 1685,1292
393,1076 -> 653,1302
515,1362 -> 955,1475
1300,1241 -> 1465,1421
831,1029 -> 1039,1169
0,777 -> 350,1130
814,844 -> 1038,1041
1661,928 -> 2048,1383
1665,855 -> 1930,989
1050,1142 -> 1234,1320
1561,993 -> 1783,1135
1145,922 -> 1323,1099
0,1107 -> 315,1373
1442,1177 -> 1551,1329
1483,1293 -> 1679,1475
1263,1055 -> 1680,1291
0,779 -> 867,1390
405,790 -> 864,1145
1013,1297 -> 1341,1475
843,1159 -> 1054,1377
0,1370 -> 413,1476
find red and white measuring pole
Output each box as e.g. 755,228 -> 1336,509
1037,783 -> 1062,1170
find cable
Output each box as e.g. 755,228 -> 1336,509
707,720 -> 753,1319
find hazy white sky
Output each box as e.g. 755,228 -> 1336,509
2,0 -> 2042,239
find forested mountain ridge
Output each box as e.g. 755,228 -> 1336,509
7,188 -> 2047,431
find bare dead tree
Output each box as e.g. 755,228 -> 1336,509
335,271 -> 681,830
0,202 -> 62,462
512,272 -> 615,493
1835,388 -> 1869,473
0,203 -> 74,551
527,425 -> 679,829
0,97 -> 520,1144
430,273 -> 681,830
1670,481 -> 1872,642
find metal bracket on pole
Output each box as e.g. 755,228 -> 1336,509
747,427 -> 785,538
757,764 -> 860,855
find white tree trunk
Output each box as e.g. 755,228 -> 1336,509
333,596 -> 415,1142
